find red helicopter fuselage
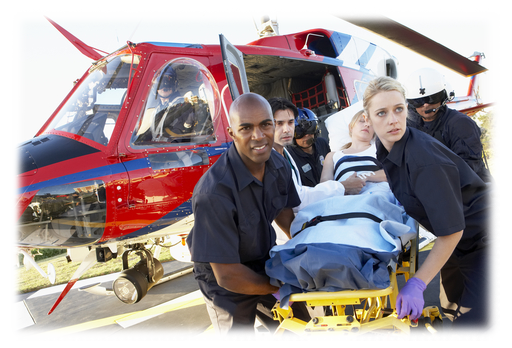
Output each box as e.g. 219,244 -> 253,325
17,19 -> 490,314
18,29 -> 392,250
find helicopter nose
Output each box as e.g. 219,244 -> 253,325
19,147 -> 39,176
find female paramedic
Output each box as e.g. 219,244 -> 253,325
362,76 -> 490,327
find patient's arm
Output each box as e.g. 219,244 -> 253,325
320,152 -> 335,182
365,169 -> 388,183
320,152 -> 365,194
341,172 -> 365,195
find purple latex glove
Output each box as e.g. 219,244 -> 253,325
272,291 -> 280,301
396,277 -> 426,320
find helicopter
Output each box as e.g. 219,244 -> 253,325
16,14 -> 489,315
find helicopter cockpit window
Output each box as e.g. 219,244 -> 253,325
132,58 -> 220,147
41,54 -> 139,146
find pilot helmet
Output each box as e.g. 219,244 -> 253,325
404,68 -> 452,108
154,65 -> 178,92
294,108 -> 318,139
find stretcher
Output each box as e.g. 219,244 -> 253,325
270,230 -> 442,335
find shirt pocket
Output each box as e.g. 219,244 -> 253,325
238,210 -> 264,259
242,209 -> 261,227
398,193 -> 426,221
238,210 -> 261,241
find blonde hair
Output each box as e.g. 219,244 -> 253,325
341,110 -> 365,150
363,76 -> 406,117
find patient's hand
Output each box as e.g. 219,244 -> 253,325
341,172 -> 365,195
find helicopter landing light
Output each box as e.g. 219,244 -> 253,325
113,271 -> 147,304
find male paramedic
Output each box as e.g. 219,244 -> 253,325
404,68 -> 491,182
186,93 -> 300,334
286,107 -> 331,187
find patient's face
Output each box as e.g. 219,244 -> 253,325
351,116 -> 374,142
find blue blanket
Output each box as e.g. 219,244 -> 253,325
265,193 -> 416,308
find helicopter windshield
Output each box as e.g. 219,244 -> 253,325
42,53 -> 139,146
131,57 -> 220,147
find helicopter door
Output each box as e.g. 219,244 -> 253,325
220,34 -> 250,101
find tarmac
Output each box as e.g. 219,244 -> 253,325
13,250 -> 444,339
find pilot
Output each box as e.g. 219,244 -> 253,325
152,67 -> 197,138
186,93 -> 300,334
136,66 -> 197,143
404,68 -> 491,182
286,108 -> 331,187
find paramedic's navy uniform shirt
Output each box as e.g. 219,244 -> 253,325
187,143 -> 300,280
376,127 -> 488,250
286,136 -> 330,187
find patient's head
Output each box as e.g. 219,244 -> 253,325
341,110 -> 374,149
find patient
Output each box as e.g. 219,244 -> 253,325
265,110 -> 414,307
320,110 -> 390,198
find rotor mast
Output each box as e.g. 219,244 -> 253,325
255,15 -> 279,38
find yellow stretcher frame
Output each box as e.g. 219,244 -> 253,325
271,235 -> 442,335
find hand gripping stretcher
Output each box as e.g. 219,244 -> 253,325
272,231 -> 442,341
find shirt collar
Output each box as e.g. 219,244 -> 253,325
376,127 -> 410,167
228,144 -> 283,191
287,144 -> 314,157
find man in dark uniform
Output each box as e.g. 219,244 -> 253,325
405,68 -> 491,182
286,108 -> 330,187
186,93 -> 300,334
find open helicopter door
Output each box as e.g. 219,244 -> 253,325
220,34 -> 250,102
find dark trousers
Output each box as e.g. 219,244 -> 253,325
439,237 -> 489,327
194,264 -> 311,341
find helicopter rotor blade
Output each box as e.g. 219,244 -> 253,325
45,16 -> 107,61
337,15 -> 487,77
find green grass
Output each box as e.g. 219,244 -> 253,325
16,245 -> 175,294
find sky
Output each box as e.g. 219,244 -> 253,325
8,0 -> 508,146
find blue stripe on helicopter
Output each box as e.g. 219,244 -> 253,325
146,42 -> 203,49
327,32 -> 376,74
19,145 -> 228,194
19,160 -> 144,195
357,45 -> 377,70
328,32 -> 353,56
103,199 -> 194,243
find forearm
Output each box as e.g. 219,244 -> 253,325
366,169 -> 387,182
211,262 -> 279,295
413,231 -> 462,285
274,207 -> 294,239
320,169 -> 334,183
320,152 -> 334,183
